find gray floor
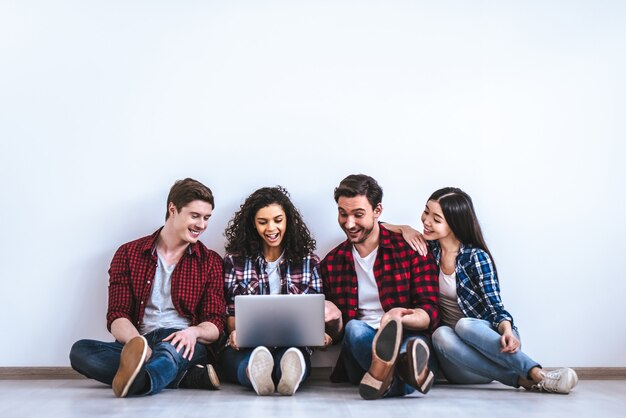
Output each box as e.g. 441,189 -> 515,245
0,377 -> 624,418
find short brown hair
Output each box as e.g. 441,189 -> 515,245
165,178 -> 215,220
334,174 -> 383,209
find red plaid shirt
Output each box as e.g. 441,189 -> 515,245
106,228 -> 226,336
321,224 -> 440,334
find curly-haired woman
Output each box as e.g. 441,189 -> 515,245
218,186 -> 329,396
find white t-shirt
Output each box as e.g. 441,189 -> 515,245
266,252 -> 285,295
353,246 -> 385,329
140,253 -> 191,334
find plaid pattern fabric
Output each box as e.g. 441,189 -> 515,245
224,253 -> 322,316
321,224 -> 440,334
106,228 -> 226,335
429,240 -> 514,329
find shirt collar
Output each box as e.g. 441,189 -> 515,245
378,223 -> 395,250
255,251 -> 286,265
430,240 -> 471,259
142,227 -> 198,257
338,222 -> 391,256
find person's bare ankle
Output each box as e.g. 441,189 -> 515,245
518,376 -> 533,389
528,366 -> 543,384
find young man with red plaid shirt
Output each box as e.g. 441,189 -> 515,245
322,174 -> 440,400
70,178 -> 225,398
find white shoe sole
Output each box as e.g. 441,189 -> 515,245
112,336 -> 148,398
277,348 -> 306,396
248,346 -> 274,396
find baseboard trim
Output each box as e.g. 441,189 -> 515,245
1,366 -> 625,380
566,367 -> 626,380
0,367 -> 85,380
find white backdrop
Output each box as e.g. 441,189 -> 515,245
1,1 -> 624,367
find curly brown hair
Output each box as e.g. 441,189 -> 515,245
224,186 -> 316,261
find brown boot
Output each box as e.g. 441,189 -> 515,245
396,338 -> 434,394
358,318 -> 402,400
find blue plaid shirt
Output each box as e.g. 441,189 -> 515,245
429,241 -> 514,329
224,253 -> 322,316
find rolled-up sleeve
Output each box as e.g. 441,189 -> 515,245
199,253 -> 226,335
106,245 -> 133,331
472,250 -> 514,329
411,253 -> 440,332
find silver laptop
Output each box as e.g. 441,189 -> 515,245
234,294 -> 325,348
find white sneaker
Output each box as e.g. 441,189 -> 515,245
247,346 -> 275,396
532,368 -> 578,394
277,347 -> 306,396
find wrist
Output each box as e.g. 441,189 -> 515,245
497,321 -> 511,334
188,325 -> 202,339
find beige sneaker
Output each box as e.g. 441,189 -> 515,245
247,346 -> 275,396
531,368 -> 578,394
277,348 -> 306,396
112,336 -> 148,398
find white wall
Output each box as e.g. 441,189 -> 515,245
1,1 -> 624,367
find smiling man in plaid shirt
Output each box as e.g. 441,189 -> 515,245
70,178 -> 225,398
321,174 -> 440,400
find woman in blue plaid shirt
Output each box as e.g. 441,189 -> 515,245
388,187 -> 578,395
217,186 -> 330,396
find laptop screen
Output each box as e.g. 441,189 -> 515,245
235,294 -> 325,348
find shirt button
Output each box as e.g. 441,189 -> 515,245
147,281 -> 151,284
140,301 -> 144,304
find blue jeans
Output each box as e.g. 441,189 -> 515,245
432,318 -> 541,387
218,346 -> 311,388
69,328 -> 208,396
339,319 -> 438,398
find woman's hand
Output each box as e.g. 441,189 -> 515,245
500,331 -> 520,353
382,223 -> 428,256
227,330 -> 239,350
318,333 -> 334,351
497,321 -> 519,353
399,225 -> 428,256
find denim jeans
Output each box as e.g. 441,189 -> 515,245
69,328 -> 208,396
432,318 -> 541,387
218,346 -> 311,388
339,319 -> 438,397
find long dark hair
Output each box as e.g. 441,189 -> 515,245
429,187 -> 497,271
224,186 -> 316,262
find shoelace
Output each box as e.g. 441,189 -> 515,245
531,372 -> 561,392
